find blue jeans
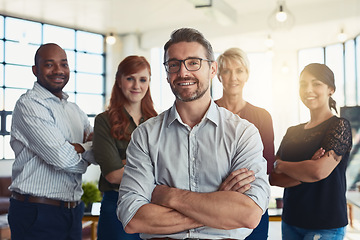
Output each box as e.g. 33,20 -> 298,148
245,209 -> 269,240
8,197 -> 84,240
282,221 -> 346,240
97,190 -> 141,240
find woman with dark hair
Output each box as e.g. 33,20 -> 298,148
270,63 -> 352,239
93,55 -> 157,240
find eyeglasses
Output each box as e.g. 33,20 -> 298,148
163,57 -> 213,73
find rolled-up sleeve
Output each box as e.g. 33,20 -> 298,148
233,123 -> 270,213
117,127 -> 156,227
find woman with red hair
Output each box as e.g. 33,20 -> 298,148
93,55 -> 157,240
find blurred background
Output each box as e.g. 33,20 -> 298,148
0,0 -> 359,213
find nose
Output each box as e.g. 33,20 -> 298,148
305,84 -> 313,92
133,80 -> 140,89
52,64 -> 64,74
230,71 -> 237,81
178,61 -> 190,77
301,83 -> 312,93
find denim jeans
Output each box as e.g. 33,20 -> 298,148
282,221 -> 346,240
245,209 -> 269,240
8,198 -> 84,240
97,190 -> 141,240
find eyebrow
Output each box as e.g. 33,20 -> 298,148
300,78 -> 321,83
43,59 -> 68,63
166,56 -> 201,61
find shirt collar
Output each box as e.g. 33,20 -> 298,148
166,99 -> 220,128
33,81 -> 69,101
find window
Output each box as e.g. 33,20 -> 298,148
325,43 -> 345,106
0,15 -> 106,160
150,47 -> 174,113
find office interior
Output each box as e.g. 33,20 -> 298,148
0,0 -> 360,238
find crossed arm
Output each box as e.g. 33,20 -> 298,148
124,168 -> 261,234
269,148 -> 342,187
70,132 -> 93,153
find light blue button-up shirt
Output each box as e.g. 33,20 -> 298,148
118,100 -> 270,239
9,82 -> 93,201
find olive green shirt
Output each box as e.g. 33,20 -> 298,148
93,110 -> 144,192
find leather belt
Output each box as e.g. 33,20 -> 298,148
11,191 -> 81,209
149,238 -> 236,240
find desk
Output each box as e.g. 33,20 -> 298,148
0,214 -> 10,240
347,191 -> 360,227
268,208 -> 282,221
83,214 -> 99,240
347,191 -> 360,208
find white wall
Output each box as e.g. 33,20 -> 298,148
0,160 -> 13,176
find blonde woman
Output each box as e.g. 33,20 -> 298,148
216,47 -> 275,240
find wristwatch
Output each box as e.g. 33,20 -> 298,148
273,160 -> 279,171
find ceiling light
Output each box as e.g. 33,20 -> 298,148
188,0 -> 237,26
275,5 -> 287,22
265,35 -> 274,48
337,28 -> 348,42
281,63 -> 289,74
106,32 -> 116,45
268,0 -> 294,31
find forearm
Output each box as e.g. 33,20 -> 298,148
269,172 -> 301,188
125,203 -> 202,234
105,168 -> 124,185
274,159 -> 323,182
155,187 -> 262,230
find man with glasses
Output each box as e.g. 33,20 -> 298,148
118,28 -> 270,240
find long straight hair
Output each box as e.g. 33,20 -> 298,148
107,55 -> 157,141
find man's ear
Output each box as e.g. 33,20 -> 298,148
32,65 -> 38,77
210,61 -> 218,79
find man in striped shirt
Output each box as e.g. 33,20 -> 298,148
8,43 -> 95,240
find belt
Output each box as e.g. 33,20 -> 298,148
149,238 -> 236,240
11,191 -> 81,209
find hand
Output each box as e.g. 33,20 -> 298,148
218,168 -> 255,193
122,159 -> 126,166
70,143 -> 85,153
311,147 -> 325,160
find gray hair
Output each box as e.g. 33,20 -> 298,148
163,28 -> 215,63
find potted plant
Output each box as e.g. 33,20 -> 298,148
81,181 -> 102,213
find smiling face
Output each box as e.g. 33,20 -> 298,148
32,44 -> 70,98
165,41 -> 216,102
299,71 -> 334,111
118,67 -> 150,105
218,58 -> 249,96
